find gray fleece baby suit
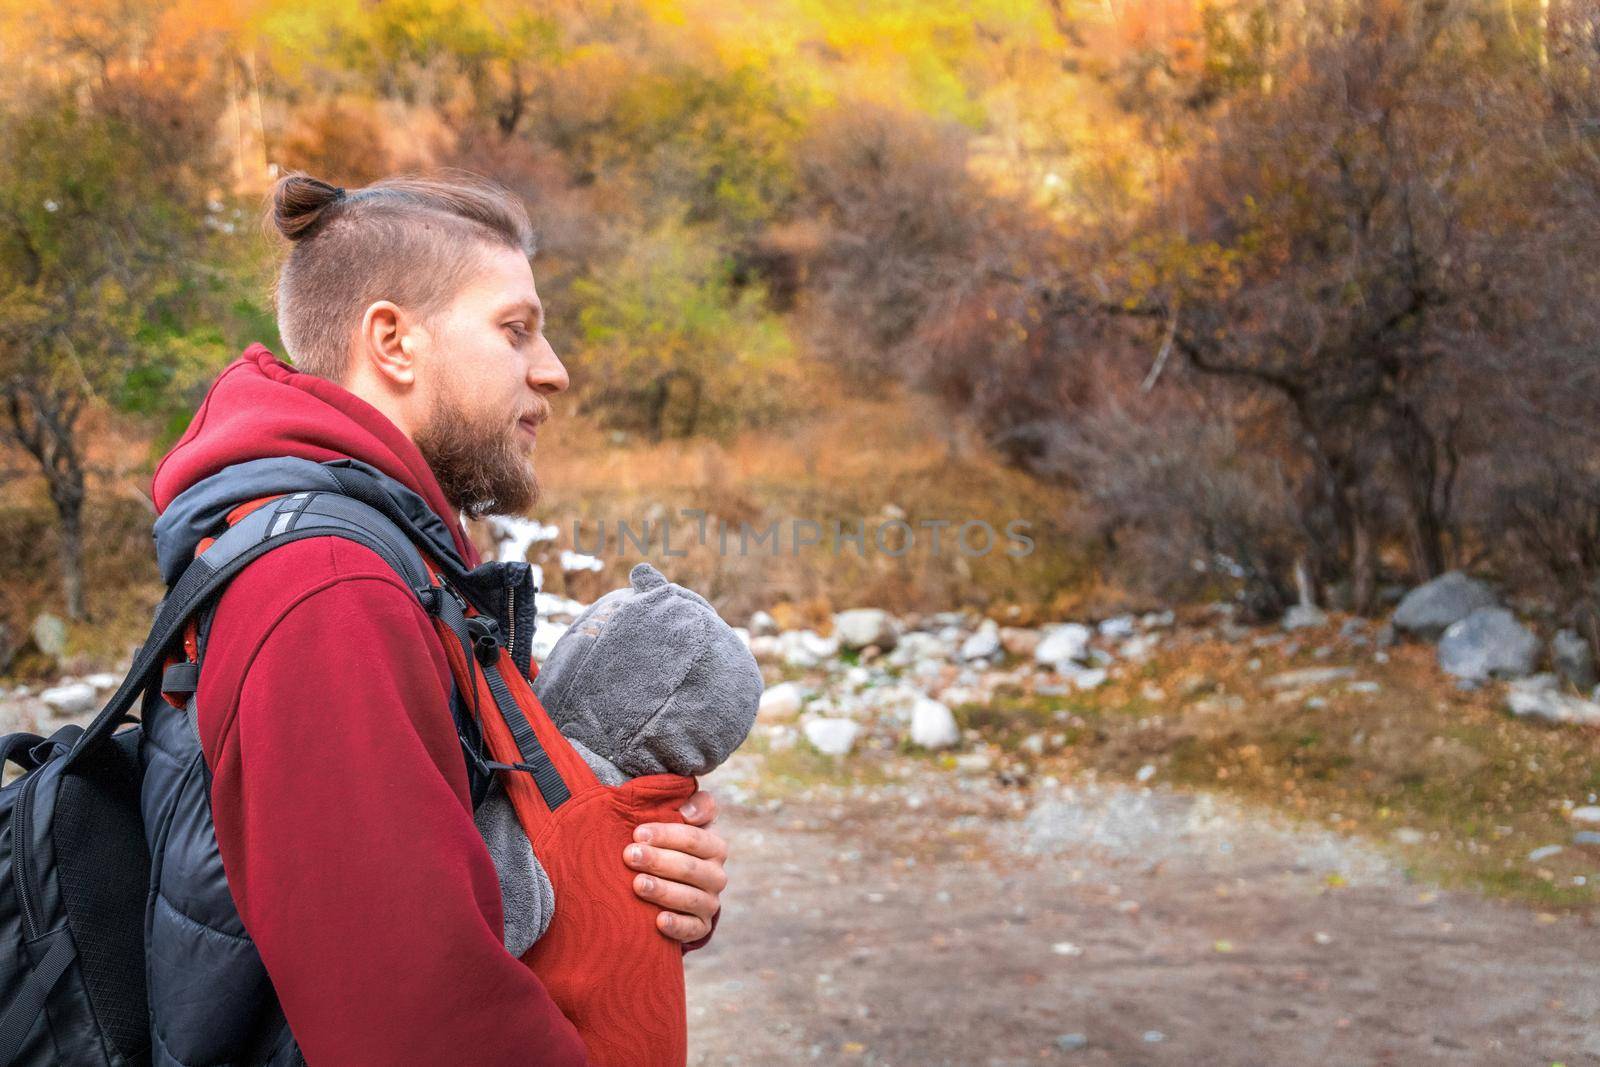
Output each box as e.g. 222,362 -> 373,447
474,562 -> 763,958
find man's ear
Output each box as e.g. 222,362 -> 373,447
358,300 -> 422,387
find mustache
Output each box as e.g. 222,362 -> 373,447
516,398 -> 552,426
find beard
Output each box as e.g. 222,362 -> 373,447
413,379 -> 540,519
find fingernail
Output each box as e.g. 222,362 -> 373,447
635,827 -> 653,843
639,876 -> 655,892
681,801 -> 699,819
627,845 -> 644,863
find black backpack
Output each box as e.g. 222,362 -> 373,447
0,483 -> 554,1065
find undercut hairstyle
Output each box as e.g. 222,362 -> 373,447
264,168 -> 537,381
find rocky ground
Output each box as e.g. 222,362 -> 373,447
8,563 -> 1600,1065
686,752 -> 1600,1066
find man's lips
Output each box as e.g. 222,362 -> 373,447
516,415 -> 543,439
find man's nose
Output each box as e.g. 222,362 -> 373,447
529,335 -> 569,395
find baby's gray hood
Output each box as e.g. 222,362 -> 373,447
532,563 -> 762,778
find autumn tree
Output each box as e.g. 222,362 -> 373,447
0,80 -> 232,618
1108,0 -> 1566,612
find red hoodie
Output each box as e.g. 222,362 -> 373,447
151,346 -> 712,1065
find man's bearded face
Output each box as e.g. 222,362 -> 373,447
413,371 -> 541,519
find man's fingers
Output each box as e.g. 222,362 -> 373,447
679,789 -> 718,826
623,841 -> 729,895
655,910 -> 711,943
633,821 -> 729,864
626,795 -> 728,945
631,871 -> 718,921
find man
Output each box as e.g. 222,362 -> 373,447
144,171 -> 728,1065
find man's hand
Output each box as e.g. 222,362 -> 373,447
623,789 -> 726,942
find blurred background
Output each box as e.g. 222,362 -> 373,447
2,1 -> 1600,1063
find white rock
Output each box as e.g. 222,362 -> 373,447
1065,666 -> 1108,691
40,682 -> 97,715
802,717 -> 861,756
748,610 -> 778,637
909,697 -> 961,749
1098,615 -> 1136,638
1035,624 -> 1092,669
958,622 -> 1002,662
758,682 -> 804,723
888,631 -> 949,668
1120,633 -> 1162,660
84,673 -> 120,691
779,630 -> 839,669
833,609 -> 898,651
1570,806 -> 1600,826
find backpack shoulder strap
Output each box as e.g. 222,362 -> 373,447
64,491 -> 443,770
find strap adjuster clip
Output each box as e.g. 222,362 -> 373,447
465,616 -> 501,666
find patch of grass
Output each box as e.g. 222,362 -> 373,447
960,635 -> 1600,910
741,730 -> 894,800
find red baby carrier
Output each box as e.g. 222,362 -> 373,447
421,556 -> 698,1067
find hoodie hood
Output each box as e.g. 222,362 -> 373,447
151,344 -> 480,580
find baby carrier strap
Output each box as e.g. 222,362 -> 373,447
417,554 -> 597,833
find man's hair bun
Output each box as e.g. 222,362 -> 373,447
269,173 -> 348,241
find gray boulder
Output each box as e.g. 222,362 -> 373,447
1552,629 -> 1598,691
1438,607 -> 1540,681
1393,572 -> 1498,641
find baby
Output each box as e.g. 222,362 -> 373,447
474,561 -> 763,957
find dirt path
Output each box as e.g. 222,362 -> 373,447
686,755 -> 1600,1066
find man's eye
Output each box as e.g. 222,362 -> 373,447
505,323 -> 529,341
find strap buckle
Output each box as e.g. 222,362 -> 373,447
465,615 -> 502,666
